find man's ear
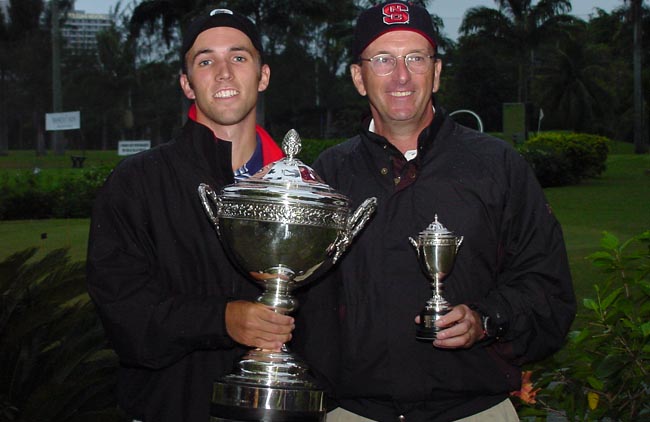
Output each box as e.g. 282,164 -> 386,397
432,59 -> 442,93
350,64 -> 367,96
179,73 -> 196,100
258,64 -> 270,92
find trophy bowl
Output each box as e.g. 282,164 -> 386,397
199,129 -> 376,422
410,215 -> 463,341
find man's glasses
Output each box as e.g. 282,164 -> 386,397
359,53 -> 436,76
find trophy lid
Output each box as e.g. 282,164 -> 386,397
418,215 -> 457,239
219,129 -> 350,209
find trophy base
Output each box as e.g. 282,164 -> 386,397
210,380 -> 325,422
416,308 -> 448,341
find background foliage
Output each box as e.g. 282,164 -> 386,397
0,0 -> 648,152
516,231 -> 650,420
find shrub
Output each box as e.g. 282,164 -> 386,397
298,138 -> 344,165
518,143 -> 576,187
519,133 -> 611,187
516,230 -> 650,421
0,167 -> 112,220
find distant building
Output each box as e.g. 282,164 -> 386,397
0,0 -> 8,19
62,9 -> 112,51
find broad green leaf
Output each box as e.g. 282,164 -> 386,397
587,376 -> 604,390
641,321 -> 650,338
600,231 -> 619,250
583,298 -> 598,310
600,287 -> 622,309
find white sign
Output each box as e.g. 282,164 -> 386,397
118,140 -> 151,156
46,111 -> 80,131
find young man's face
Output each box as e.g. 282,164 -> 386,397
350,30 -> 441,128
180,26 -> 270,132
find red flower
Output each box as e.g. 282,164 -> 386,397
510,371 -> 541,404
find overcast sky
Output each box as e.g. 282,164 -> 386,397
73,0 -> 624,40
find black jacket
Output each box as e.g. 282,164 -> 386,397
312,111 -> 576,421
87,120 -> 338,421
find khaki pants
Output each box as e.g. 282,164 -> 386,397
326,398 -> 519,421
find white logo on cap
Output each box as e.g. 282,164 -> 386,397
210,8 -> 234,16
382,3 -> 410,25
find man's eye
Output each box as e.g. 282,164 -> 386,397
233,56 -> 247,63
376,56 -> 391,64
408,55 -> 425,63
198,59 -> 212,66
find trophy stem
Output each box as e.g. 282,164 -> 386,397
256,266 -> 298,314
417,273 -> 452,341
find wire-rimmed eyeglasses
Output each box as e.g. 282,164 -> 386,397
359,53 -> 436,76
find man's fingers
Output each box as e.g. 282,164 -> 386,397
225,301 -> 295,349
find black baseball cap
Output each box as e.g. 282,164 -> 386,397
180,8 -> 263,73
352,1 -> 437,58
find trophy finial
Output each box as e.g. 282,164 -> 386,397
424,214 -> 451,235
283,129 -> 302,160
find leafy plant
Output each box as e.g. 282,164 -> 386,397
516,230 -> 650,420
0,167 -> 112,220
0,248 -> 126,422
519,133 -> 611,187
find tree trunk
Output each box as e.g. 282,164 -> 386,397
34,111 -> 46,156
51,0 -> 65,155
0,64 -> 7,156
632,0 -> 648,153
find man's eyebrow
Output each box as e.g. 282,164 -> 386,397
191,46 -> 254,61
229,46 -> 254,55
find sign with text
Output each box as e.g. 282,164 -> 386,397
45,111 -> 80,131
118,140 -> 151,156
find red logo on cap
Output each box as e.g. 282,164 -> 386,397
383,3 -> 410,25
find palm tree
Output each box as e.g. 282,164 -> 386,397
129,0 -> 209,46
533,28 -> 611,132
459,0 -> 576,103
0,248 -> 123,421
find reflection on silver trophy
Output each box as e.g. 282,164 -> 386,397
198,129 -> 376,422
409,215 -> 463,341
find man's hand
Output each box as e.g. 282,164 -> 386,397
415,304 -> 485,349
225,301 -> 295,351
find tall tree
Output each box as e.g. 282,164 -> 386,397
533,27 -> 611,132
459,0 -> 576,104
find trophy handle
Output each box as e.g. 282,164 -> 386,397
331,197 -> 377,263
456,236 -> 464,253
409,237 -> 420,257
198,183 -> 221,229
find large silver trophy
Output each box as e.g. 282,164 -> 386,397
198,129 -> 376,422
409,215 -> 463,341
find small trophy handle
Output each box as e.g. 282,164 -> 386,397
456,236 -> 464,253
409,237 -> 420,256
331,197 -> 377,263
198,183 -> 220,229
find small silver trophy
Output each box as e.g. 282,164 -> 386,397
409,215 -> 463,341
198,129 -> 376,422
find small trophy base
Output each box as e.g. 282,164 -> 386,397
210,381 -> 325,422
415,308 -> 448,341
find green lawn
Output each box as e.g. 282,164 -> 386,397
0,218 -> 91,262
544,153 -> 650,299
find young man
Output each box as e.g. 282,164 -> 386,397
86,9 -> 292,421
314,2 -> 576,421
